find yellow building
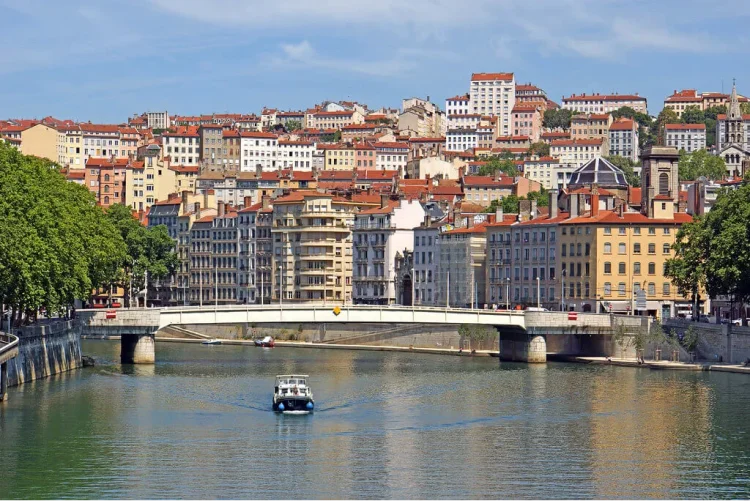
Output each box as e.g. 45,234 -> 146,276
5,123 -> 60,162
323,144 -> 356,170
125,152 -> 178,212
57,125 -> 84,167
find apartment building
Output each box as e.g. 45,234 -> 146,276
80,123 -> 122,161
147,111 -> 170,130
523,156 -> 570,190
609,118 -> 640,162
373,142 -> 408,171
515,83 -> 548,104
239,131 -> 279,172
352,197 -> 425,304
469,72 -> 515,135
413,219 -> 441,306
446,128 -> 478,152
57,125 -> 84,167
438,222 -> 488,308
324,143 -> 356,170
570,113 -> 612,152
461,175 -> 514,206
562,93 -> 647,114
82,158 -> 128,208
663,89 -> 748,118
237,200 -> 259,304
163,126 -> 201,166
511,104 -> 542,142
307,110 -> 364,130
0,123 -> 58,162
445,94 -> 470,117
125,148 -> 176,212
278,139 -> 314,170
271,191 -> 359,303
665,123 -> 706,152
550,138 -> 605,169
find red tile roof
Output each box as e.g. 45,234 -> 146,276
240,131 -> 278,139
563,93 -> 646,102
665,123 -> 706,130
609,118 -> 636,131
471,72 -> 514,82
463,175 -> 514,187
551,138 -> 604,147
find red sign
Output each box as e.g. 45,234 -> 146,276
105,310 -> 117,319
568,312 -> 578,321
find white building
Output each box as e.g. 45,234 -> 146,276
561,93 -> 647,114
413,221 -> 441,306
353,197 -> 426,305
550,138 -> 605,170
373,142 -> 409,171
609,118 -> 640,162
240,131 -> 279,172
278,139 -> 314,170
665,123 -> 706,153
445,94 -> 470,117
237,201 -> 260,303
523,156 -> 568,190
447,114 -> 481,130
469,73 -> 515,136
446,128 -> 478,152
163,127 -> 200,166
147,111 -> 170,130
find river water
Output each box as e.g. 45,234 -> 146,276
1,340 -> 749,499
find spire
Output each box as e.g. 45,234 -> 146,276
729,78 -> 741,120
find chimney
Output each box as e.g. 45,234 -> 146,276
256,164 -> 263,177
459,165 -> 465,179
218,202 -> 226,217
531,199 -> 538,219
425,173 -> 431,185
519,199 -> 532,222
244,196 -> 252,208
495,207 -> 504,223
181,190 -> 189,214
423,214 -> 431,227
261,195 -> 271,210
548,189 -> 558,219
452,206 -> 462,227
570,193 -> 579,218
591,193 -> 600,217
195,202 -> 201,219
203,190 -> 210,209
487,214 -> 496,224
380,193 -> 389,209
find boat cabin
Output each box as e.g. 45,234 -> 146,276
275,375 -> 310,397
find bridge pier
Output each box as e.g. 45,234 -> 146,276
121,334 -> 155,364
499,332 -> 547,363
0,361 -> 7,401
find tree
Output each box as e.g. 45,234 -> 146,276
681,105 -> 705,124
526,189 -> 549,208
478,156 -> 518,177
528,141 -> 550,157
0,142 -> 126,325
542,108 -> 573,130
678,149 -> 726,181
703,105 -> 727,147
665,219 -> 710,316
655,108 -> 680,145
741,102 -> 750,115
285,119 -> 302,131
605,155 -> 641,187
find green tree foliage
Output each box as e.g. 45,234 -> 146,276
677,149 -> 727,181
0,142 -> 126,324
741,102 -> 750,115
666,183 -> 750,313
611,106 -> 655,148
483,191 -> 548,213
703,105 -> 726,147
528,141 -> 550,157
284,119 -> 302,131
605,155 -> 641,187
526,189 -> 549,207
680,105 -> 705,124
478,155 -> 519,177
105,204 -> 179,305
542,108 -> 573,130
655,108 -> 680,145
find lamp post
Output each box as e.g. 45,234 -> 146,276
506,277 -> 510,311
410,267 -> 416,308
536,276 -> 541,309
561,268 -> 566,312
278,262 -> 283,307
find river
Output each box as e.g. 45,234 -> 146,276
1,340 -> 749,499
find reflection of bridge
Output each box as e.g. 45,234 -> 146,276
0,332 -> 19,402
79,306 -> 647,365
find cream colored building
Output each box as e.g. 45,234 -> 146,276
6,123 -> 59,162
562,93 -> 647,114
271,191 -> 360,303
550,138 -> 605,170
125,149 -> 177,212
57,125 -> 84,167
570,113 -> 612,153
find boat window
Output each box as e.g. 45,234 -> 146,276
298,380 -> 306,385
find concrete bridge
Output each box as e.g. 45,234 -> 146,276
79,305 -> 647,364
0,332 -> 19,402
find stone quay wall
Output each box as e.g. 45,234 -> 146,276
664,320 -> 750,364
4,320 -> 82,387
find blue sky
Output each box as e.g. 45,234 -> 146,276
1,0 -> 749,123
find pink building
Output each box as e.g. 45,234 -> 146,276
511,103 -> 542,142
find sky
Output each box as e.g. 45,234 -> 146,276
2,0 -> 750,123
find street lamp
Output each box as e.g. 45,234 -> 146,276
506,277 -> 510,311
410,267 -> 416,308
536,276 -> 541,309
561,268 -> 566,312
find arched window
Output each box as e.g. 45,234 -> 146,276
104,185 -> 110,193
103,196 -> 110,205
658,173 -> 669,195
104,174 -> 110,182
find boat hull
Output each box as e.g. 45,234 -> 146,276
273,396 -> 314,413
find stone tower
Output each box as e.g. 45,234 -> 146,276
725,79 -> 743,145
640,146 -> 680,218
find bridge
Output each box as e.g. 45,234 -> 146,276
79,305 -> 647,364
0,332 -> 19,402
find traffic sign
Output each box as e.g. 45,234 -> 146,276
568,312 -> 578,321
636,290 -> 647,310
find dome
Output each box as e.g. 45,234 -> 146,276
567,157 -> 628,189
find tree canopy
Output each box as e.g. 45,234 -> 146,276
542,108 -> 573,130
528,141 -> 550,157
611,106 -> 656,149
678,149 -> 727,181
483,189 -> 548,214
0,142 -> 126,324
666,183 -> 750,317
478,155 -> 519,177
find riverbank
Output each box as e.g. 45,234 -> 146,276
549,354 -> 750,374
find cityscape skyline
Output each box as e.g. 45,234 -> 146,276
2,0 -> 750,122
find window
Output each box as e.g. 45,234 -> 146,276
604,227 -> 611,235
618,243 -> 626,254
604,262 -> 611,274
604,243 -> 612,254
634,243 -> 641,254
618,283 -> 626,296
663,283 -> 671,295
633,227 -> 641,235
618,262 -> 626,274
634,262 -> 641,275
648,262 -> 656,275
618,227 -> 626,235
648,243 -> 655,254
663,228 -> 671,235
648,282 -> 656,296
648,227 -> 656,235
663,243 -> 671,254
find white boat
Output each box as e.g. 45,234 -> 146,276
201,338 -> 222,345
273,375 -> 314,414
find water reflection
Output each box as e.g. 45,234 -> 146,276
0,340 -> 749,499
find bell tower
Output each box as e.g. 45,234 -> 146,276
725,79 -> 742,145
640,146 -> 680,218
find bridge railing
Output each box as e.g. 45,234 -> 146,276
0,331 -> 19,365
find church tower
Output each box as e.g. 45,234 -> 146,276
725,79 -> 742,145
640,146 -> 680,218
